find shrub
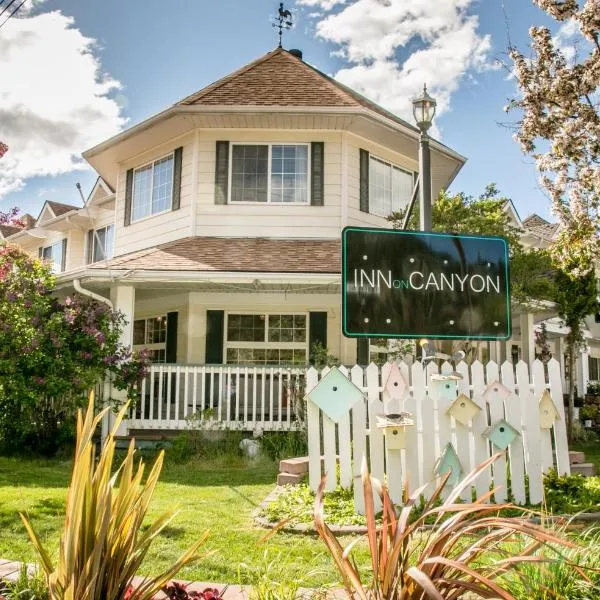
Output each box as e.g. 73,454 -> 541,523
20,394 -> 207,600
543,469 -> 600,513
260,431 -> 308,462
0,565 -> 49,599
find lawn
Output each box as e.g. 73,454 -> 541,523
571,436 -> 600,471
0,454 -> 367,589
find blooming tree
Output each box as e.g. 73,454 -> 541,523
0,245 -> 149,455
508,0 -> 600,276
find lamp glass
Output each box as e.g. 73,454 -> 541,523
412,86 -> 437,132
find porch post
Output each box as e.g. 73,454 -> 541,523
576,347 -> 590,399
557,336 -> 567,394
103,284 -> 136,440
520,312 -> 535,366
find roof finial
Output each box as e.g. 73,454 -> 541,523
272,2 -> 293,48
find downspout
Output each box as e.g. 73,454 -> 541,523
73,278 -> 113,309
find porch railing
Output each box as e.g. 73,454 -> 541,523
126,364 -> 306,432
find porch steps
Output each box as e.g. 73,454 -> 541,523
277,456 -> 309,486
569,450 -> 596,476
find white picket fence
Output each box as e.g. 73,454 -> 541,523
306,359 -> 570,513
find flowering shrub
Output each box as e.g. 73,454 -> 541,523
162,582 -> 225,599
0,244 -> 149,454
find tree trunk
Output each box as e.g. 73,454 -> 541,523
567,345 -> 576,443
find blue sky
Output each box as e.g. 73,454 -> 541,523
0,0 -> 563,221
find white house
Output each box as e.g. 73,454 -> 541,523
2,47 -> 597,431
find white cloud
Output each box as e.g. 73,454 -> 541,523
0,10 -> 125,199
553,19 -> 581,62
299,0 -> 492,132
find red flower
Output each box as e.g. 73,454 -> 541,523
124,586 -> 134,600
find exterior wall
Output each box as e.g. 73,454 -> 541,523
194,130 -> 343,239
114,132 -> 195,256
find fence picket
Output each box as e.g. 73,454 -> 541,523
532,360 -> 553,473
338,366 -> 353,489
306,368 -> 321,492
470,361 -> 491,499
548,358 -> 570,475
486,361 -> 508,503
404,362 -> 420,496
418,362 -> 437,490
435,361 -> 455,500
366,363 -> 384,512
454,360 -> 473,502
351,365 -> 367,514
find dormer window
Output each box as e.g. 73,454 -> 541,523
230,143 -> 309,204
131,153 -> 174,222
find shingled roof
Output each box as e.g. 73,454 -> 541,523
177,47 -> 417,133
522,213 -> 559,240
0,224 -> 22,238
47,201 -> 79,217
89,236 -> 341,274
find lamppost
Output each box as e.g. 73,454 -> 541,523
412,85 -> 437,232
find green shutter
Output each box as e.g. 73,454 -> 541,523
310,142 -> 324,206
359,149 -> 369,213
60,238 -> 67,272
166,312 -> 178,363
205,310 -> 225,364
357,338 -> 369,365
86,230 -> 94,264
214,141 -> 229,205
124,168 -> 134,226
38,246 -> 43,258
172,146 -> 183,211
309,312 -> 327,364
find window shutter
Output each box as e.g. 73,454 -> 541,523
357,338 -> 369,366
205,310 -> 225,364
309,312 -> 327,364
310,142 -> 324,206
214,141 -> 229,205
86,230 -> 94,264
124,168 -> 134,226
60,238 -> 67,272
172,146 -> 183,211
166,311 -> 178,363
359,149 -> 369,213
38,247 -> 43,258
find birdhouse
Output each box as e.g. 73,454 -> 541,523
304,366 -> 365,423
446,392 -> 482,426
430,373 -> 461,402
376,413 -> 414,450
384,362 -> 407,399
482,419 -> 521,450
538,390 -> 560,429
434,443 -> 463,487
483,380 -> 511,403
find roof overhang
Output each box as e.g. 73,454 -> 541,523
83,105 -> 466,194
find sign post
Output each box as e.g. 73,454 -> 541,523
342,227 -> 511,341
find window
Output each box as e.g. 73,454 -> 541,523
225,313 -> 307,365
41,240 -> 65,273
131,154 -> 174,222
589,356 -> 600,381
89,225 -> 114,263
133,315 -> 167,363
230,144 -> 309,204
369,156 -> 413,218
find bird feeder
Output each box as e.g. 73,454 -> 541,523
538,389 -> 560,429
376,412 -> 414,450
430,373 -> 461,402
446,392 -> 481,426
482,419 -> 521,450
483,380 -> 511,403
434,442 -> 463,487
383,362 -> 408,399
304,366 -> 364,423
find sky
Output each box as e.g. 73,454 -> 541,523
0,0 -> 576,222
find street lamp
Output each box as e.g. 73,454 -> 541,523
412,85 -> 437,231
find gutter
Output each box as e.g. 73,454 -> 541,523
73,278 -> 113,309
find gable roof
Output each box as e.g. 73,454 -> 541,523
177,47 -> 418,133
0,224 -> 22,238
88,236 -> 341,274
522,213 -> 559,240
47,201 -> 79,217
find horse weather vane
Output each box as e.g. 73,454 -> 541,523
272,2 -> 293,48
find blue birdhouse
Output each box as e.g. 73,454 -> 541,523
434,443 -> 463,487
482,419 -> 521,450
430,373 -> 460,402
304,366 -> 365,423
383,362 -> 407,399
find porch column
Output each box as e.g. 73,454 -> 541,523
520,312 -> 535,366
103,284 -> 136,440
557,337 -> 567,394
576,347 -> 590,399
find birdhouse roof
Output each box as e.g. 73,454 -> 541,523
431,373 -> 463,381
482,419 -> 521,439
376,413 -> 414,428
448,393 -> 480,409
539,390 -> 560,415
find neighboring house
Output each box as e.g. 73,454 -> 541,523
1,46 -> 594,429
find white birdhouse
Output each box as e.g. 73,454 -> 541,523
384,362 -> 407,399
376,413 -> 414,450
538,390 -> 560,429
446,393 -> 481,426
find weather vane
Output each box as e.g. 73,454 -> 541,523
272,2 -> 293,48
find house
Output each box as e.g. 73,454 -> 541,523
1,47 -> 595,431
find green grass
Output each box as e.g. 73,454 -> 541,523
571,437 -> 600,472
0,455 -> 368,588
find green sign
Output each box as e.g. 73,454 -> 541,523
342,227 -> 511,340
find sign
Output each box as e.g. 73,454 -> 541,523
342,227 -> 511,340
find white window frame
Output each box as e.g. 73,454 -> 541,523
368,154 -> 414,218
130,152 -> 175,224
89,224 -> 115,263
41,239 -> 65,273
132,314 -> 167,363
223,311 -> 309,365
228,142 -> 311,205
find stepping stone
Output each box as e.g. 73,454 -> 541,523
569,451 -> 586,464
279,456 -> 309,475
277,472 -> 305,486
570,463 -> 596,477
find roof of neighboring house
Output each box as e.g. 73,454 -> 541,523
523,214 -> 550,228
522,213 -> 559,240
178,47 -> 418,134
47,201 -> 79,217
89,236 -> 341,273
0,224 -> 22,238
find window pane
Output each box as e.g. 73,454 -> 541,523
152,155 -> 174,214
369,157 -> 391,217
42,241 -> 63,273
132,164 -> 153,221
133,320 -> 145,345
271,145 -> 308,203
93,227 -> 106,262
391,167 -> 413,214
231,145 -> 268,203
105,225 -> 115,259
